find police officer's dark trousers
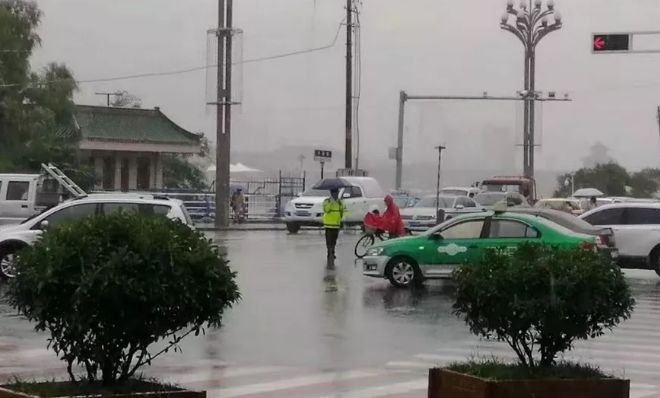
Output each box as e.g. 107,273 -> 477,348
325,228 -> 339,259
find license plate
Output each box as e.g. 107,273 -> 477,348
296,211 -> 311,216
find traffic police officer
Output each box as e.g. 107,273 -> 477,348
322,188 -> 346,261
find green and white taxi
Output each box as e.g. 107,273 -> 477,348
362,209 -> 614,288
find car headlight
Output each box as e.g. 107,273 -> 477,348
366,247 -> 385,256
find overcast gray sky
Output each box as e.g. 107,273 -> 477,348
31,0 -> 660,172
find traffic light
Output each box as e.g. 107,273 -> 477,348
592,34 -> 630,52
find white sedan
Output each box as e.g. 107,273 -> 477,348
400,194 -> 483,231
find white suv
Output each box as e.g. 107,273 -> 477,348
284,177 -> 385,233
0,195 -> 192,280
581,203 -> 660,276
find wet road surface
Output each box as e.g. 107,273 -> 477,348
1,230 -> 660,397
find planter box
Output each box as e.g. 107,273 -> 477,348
428,368 -> 630,398
0,383 -> 206,398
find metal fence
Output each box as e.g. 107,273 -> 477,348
152,172 -> 306,222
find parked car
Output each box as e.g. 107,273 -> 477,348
0,174 -> 46,226
363,210 -> 615,288
439,187 -> 481,198
0,171 -> 82,226
508,208 -> 617,258
581,203 -> 660,275
283,177 -> 385,234
390,191 -> 420,209
474,191 -> 529,208
534,198 -> 582,215
0,195 -> 193,280
400,194 -> 482,232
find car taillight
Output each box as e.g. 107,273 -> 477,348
599,234 -> 614,247
578,241 -> 596,251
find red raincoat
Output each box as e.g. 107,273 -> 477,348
381,195 -> 406,236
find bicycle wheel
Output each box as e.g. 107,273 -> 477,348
355,234 -> 376,259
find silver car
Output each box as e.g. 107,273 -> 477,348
400,194 -> 483,231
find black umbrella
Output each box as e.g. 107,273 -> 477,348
312,178 -> 352,191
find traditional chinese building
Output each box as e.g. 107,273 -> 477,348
74,105 -> 201,191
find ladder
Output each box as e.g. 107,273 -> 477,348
41,163 -> 87,198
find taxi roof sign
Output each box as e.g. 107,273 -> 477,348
492,201 -> 509,213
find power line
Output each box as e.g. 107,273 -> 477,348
0,21 -> 344,89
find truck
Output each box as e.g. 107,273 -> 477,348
480,176 -> 537,205
0,164 -> 87,225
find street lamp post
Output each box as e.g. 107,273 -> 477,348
501,0 -> 562,180
435,145 -> 446,224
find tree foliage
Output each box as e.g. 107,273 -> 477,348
110,91 -> 142,108
453,244 -> 634,368
555,163 -> 660,198
8,213 -> 240,385
0,1 -> 84,182
163,155 -> 208,191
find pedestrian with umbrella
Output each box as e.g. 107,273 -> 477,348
315,179 -> 349,262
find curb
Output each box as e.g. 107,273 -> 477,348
199,226 -> 287,232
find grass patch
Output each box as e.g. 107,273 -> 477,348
2,377 -> 182,397
447,359 -> 610,381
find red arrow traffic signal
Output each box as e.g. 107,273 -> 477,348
593,36 -> 605,50
592,34 -> 630,52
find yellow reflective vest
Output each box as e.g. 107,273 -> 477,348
322,198 -> 346,229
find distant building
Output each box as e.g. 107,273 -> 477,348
582,142 -> 614,168
73,105 -> 201,191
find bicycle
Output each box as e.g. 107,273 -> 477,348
354,227 -> 389,259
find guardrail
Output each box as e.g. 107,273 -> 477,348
152,191 -> 297,222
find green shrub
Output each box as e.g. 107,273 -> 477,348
447,359 -> 608,380
7,213 -> 240,385
452,243 -> 634,368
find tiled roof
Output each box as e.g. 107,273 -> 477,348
74,105 -> 201,145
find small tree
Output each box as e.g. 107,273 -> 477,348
453,243 -> 634,368
7,213 -> 240,385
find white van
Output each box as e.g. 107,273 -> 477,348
284,177 -> 385,233
0,175 -> 41,225
0,173 -> 67,226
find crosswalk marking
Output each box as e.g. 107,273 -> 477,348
158,366 -> 290,385
205,370 -> 383,398
316,379 -> 427,398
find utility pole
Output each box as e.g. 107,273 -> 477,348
345,0 -> 353,169
215,0 -> 233,228
298,154 -> 306,177
435,145 -> 446,224
395,91 -> 407,190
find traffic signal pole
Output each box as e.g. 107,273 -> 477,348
392,92 -> 571,191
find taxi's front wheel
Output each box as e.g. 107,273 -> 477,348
386,257 -> 423,288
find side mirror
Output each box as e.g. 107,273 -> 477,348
297,192 -> 303,197
342,193 -> 351,199
430,233 -> 443,240
38,220 -> 49,230
455,204 -> 465,210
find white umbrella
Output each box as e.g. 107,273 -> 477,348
573,188 -> 604,198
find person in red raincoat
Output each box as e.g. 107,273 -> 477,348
381,195 -> 406,237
